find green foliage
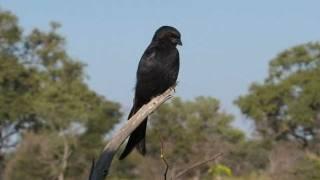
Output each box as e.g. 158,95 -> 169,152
113,97 -> 246,179
0,10 -> 21,48
226,140 -> 271,175
208,164 -> 232,177
0,9 -> 122,180
4,133 -> 76,180
292,153 -> 320,180
149,97 -> 244,161
235,42 -> 320,146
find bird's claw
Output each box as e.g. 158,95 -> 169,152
169,87 -> 176,93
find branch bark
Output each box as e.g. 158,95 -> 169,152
89,86 -> 176,180
58,135 -> 72,180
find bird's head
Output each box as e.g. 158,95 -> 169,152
152,26 -> 182,47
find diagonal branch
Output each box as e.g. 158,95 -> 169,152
89,86 -> 176,180
174,152 -> 223,179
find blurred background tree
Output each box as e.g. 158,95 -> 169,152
109,97 -> 269,179
235,43 -> 320,149
0,9 -> 122,180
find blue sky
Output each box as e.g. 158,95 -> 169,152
2,1 -> 320,130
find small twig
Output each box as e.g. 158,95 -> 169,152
174,152 -> 223,179
88,86 -> 176,180
159,136 -> 169,180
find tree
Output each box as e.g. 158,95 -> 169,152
235,42 -> 320,148
110,97 -> 246,179
0,9 -> 25,151
0,9 -> 122,179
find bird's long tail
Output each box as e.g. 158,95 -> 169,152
119,101 -> 147,160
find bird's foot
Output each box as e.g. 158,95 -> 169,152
169,87 -> 176,93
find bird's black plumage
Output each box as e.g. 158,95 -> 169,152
119,26 -> 182,160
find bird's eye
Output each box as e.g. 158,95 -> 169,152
171,34 -> 178,38
169,32 -> 177,37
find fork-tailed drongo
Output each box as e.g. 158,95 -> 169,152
119,26 -> 182,160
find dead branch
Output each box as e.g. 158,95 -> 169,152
89,86 -> 176,180
159,136 -> 169,180
174,152 -> 223,179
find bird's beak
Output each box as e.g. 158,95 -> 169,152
177,39 -> 182,46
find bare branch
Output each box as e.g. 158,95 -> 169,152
174,152 -> 223,179
89,86 -> 176,180
159,136 -> 169,180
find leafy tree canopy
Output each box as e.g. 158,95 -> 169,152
0,9 -> 122,179
236,42 -> 320,147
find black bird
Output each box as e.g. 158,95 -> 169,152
119,26 -> 182,160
